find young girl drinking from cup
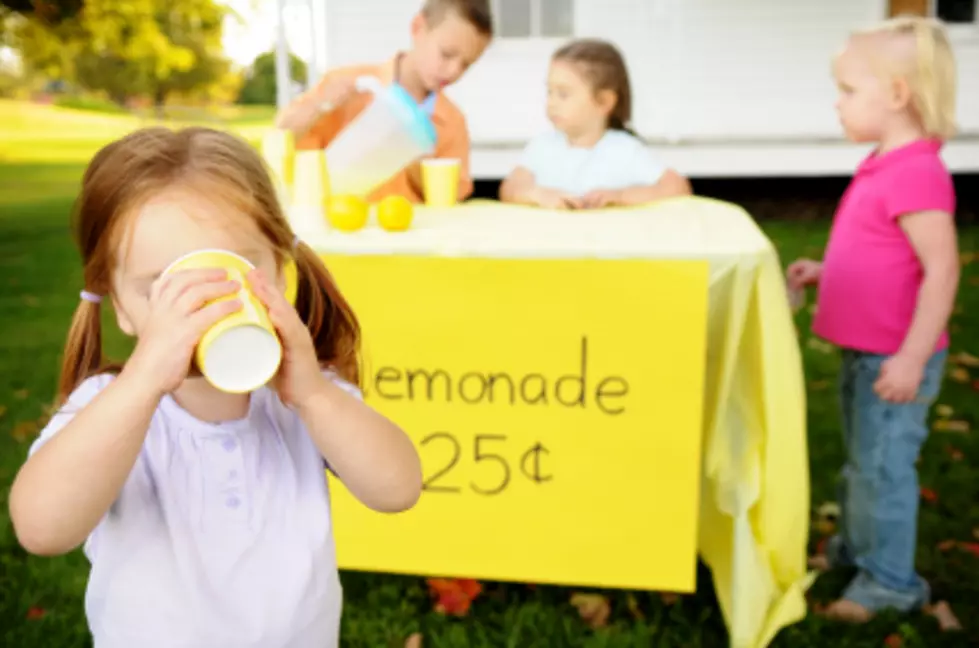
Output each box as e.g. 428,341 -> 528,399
500,39 -> 690,209
787,17 -> 959,622
8,127 -> 422,647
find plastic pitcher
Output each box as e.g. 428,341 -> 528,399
325,76 -> 437,198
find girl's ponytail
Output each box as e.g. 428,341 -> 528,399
292,241 -> 362,387
57,298 -> 103,402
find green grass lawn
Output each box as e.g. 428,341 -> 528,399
1,101 -> 978,647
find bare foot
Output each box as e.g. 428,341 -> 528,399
818,599 -> 874,623
925,601 -> 962,631
807,554 -> 831,572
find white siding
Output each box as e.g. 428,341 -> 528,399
319,0 -> 979,174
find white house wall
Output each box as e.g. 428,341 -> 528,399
318,0 -> 979,177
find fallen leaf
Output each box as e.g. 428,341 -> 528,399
809,380 -> 831,391
626,593 -> 644,620
925,600 -> 963,631
944,445 -> 964,462
13,389 -> 28,400
973,528 -> 979,541
818,502 -> 841,518
960,252 -> 978,266
22,295 -> 39,307
659,593 -> 680,605
970,276 -> 979,287
884,633 -> 903,648
920,487 -> 938,503
933,419 -> 970,434
816,536 -> 829,556
0,404 -> 7,419
937,539 -> 957,552
806,338 -> 834,354
972,379 -> 979,392
959,542 -> 979,558
426,578 -> 482,617
570,592 -> 611,629
26,607 -> 45,620
11,420 -> 39,443
951,351 -> 979,368
814,501 -> 840,535
935,404 -> 954,418
949,368 -> 970,383
404,632 -> 423,648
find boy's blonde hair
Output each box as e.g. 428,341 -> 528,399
851,15 -> 958,140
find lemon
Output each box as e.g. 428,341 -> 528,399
377,195 -> 414,232
327,194 -> 369,232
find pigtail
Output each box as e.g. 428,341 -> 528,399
292,241 -> 362,387
913,19 -> 956,140
877,16 -> 957,141
57,299 -> 104,403
912,20 -> 938,137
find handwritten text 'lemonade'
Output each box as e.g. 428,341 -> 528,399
363,337 -> 630,496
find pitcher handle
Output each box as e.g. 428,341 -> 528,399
353,75 -> 384,94
318,75 -> 383,113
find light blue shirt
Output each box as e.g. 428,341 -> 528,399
518,129 -> 667,196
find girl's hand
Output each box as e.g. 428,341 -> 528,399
874,353 -> 925,403
581,189 -> 623,209
786,258 -> 823,290
124,269 -> 243,398
248,269 -> 324,408
531,186 -> 582,210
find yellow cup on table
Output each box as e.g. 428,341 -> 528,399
260,129 -> 295,205
421,158 -> 461,207
162,249 -> 282,394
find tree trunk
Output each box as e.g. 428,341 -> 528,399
154,86 -> 167,119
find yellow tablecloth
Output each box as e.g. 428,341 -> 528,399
298,197 -> 812,648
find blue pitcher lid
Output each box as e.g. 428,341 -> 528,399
383,84 -> 438,152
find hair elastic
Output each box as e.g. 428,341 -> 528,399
80,290 -> 103,305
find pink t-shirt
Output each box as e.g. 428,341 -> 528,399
813,139 -> 956,355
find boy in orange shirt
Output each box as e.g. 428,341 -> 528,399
276,0 -> 492,203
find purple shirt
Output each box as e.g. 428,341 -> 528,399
28,371 -> 362,648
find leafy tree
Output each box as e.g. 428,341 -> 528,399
77,0 -> 231,105
238,50 -> 307,105
12,0 -> 235,105
0,0 -> 83,24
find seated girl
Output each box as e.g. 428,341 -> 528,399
500,39 -> 690,209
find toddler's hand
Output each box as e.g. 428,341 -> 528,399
124,269 -> 243,398
532,186 -> 582,210
248,270 -> 324,408
581,189 -> 622,209
874,353 -> 925,403
786,258 -> 823,290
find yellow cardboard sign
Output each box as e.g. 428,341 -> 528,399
323,255 -> 709,591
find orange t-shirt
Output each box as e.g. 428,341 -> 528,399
295,58 -> 474,203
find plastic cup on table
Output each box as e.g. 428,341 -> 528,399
421,158 -> 461,207
260,129 -> 295,207
290,149 -> 330,239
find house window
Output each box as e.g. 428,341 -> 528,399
934,0 -> 976,23
493,0 -> 574,39
889,0 -> 977,23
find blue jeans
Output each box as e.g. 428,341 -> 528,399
826,348 -> 947,612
